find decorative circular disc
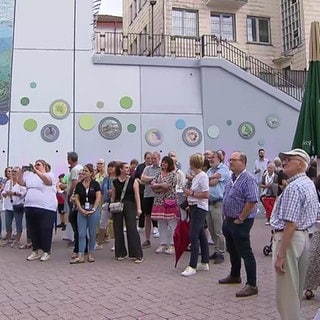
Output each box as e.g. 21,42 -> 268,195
20,97 -> 30,106
238,122 -> 255,139
226,120 -> 232,126
258,139 -> 265,146
50,100 -> 70,119
98,117 -> 122,139
207,125 -> 220,139
182,127 -> 202,147
145,129 -> 163,146
24,119 -> 37,131
266,114 -> 280,128
127,124 -> 136,133
175,119 -> 186,130
120,96 -> 133,109
0,113 -> 9,125
79,115 -> 95,131
40,124 -> 59,142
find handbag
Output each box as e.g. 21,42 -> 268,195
109,177 -> 129,214
164,198 -> 179,217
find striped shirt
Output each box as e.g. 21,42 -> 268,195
222,170 -> 259,219
270,173 -> 319,230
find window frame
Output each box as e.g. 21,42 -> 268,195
246,16 -> 271,45
210,12 -> 236,42
171,8 -> 199,38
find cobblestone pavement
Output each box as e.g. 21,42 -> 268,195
0,217 -> 319,320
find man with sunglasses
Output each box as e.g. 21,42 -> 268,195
270,148 -> 318,320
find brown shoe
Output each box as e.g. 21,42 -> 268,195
219,275 -> 242,284
235,284 -> 258,297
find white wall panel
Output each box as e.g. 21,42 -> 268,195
75,51 -> 140,113
75,113 -> 142,165
11,50 -> 73,113
8,113 -> 73,175
141,67 -> 202,114
14,0 -> 74,50
75,0 -> 94,50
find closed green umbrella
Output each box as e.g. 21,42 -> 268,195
292,22 -> 320,156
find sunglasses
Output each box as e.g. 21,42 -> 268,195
35,163 -> 42,167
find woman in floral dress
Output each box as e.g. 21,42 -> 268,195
151,156 -> 178,255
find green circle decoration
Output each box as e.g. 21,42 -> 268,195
30,82 -> 37,89
79,115 -> 95,131
120,96 -> 133,109
226,120 -> 232,126
24,119 -> 37,132
50,100 -> 70,119
20,97 -> 30,106
127,124 -> 136,133
96,101 -> 104,109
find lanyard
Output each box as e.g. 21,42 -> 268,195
231,169 -> 246,187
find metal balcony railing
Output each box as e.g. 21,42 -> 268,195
95,32 -> 307,101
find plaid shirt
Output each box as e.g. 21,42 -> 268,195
270,173 -> 319,230
222,170 -> 259,219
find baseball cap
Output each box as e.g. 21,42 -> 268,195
279,148 -> 310,164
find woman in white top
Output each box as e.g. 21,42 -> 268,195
18,160 -> 57,262
1,167 -> 26,247
181,153 -> 210,277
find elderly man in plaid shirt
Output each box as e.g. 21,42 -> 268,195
271,148 -> 318,320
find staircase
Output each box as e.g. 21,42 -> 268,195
95,32 -> 307,101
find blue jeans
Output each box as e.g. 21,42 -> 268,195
5,210 -> 14,233
223,217 -> 257,287
13,206 -> 24,234
77,209 -> 99,254
189,205 -> 209,268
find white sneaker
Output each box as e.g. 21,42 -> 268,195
153,232 -> 160,238
155,245 -> 167,254
137,227 -> 145,233
95,244 -> 104,250
111,246 -> 115,251
181,266 -> 197,277
40,252 -> 50,262
196,262 -> 210,271
27,251 -> 41,261
153,227 -> 159,234
165,245 -> 175,255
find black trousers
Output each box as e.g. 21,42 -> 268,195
25,207 -> 55,253
112,201 -> 143,259
223,217 -> 257,287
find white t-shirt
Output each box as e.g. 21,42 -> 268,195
1,180 -> 27,209
188,171 -> 209,211
24,172 -> 58,212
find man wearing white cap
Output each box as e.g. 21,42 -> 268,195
270,148 -> 318,320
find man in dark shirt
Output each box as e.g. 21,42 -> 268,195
135,152 -> 152,230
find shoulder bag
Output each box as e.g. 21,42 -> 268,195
109,177 -> 129,214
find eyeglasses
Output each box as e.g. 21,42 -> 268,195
283,157 -> 302,163
229,158 -> 242,162
97,163 -> 104,165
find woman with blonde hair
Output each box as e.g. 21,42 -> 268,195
17,160 -> 57,262
181,153 -> 210,276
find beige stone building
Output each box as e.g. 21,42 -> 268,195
121,0 -> 320,71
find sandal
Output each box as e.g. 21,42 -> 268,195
305,289 -> 314,300
88,255 -> 95,263
69,257 -> 85,264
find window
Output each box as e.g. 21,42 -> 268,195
247,16 -> 271,44
172,8 -> 198,37
211,13 -> 235,41
281,0 -> 301,52
133,0 -> 137,18
129,4 -> 133,23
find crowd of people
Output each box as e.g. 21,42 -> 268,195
0,148 -> 319,320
